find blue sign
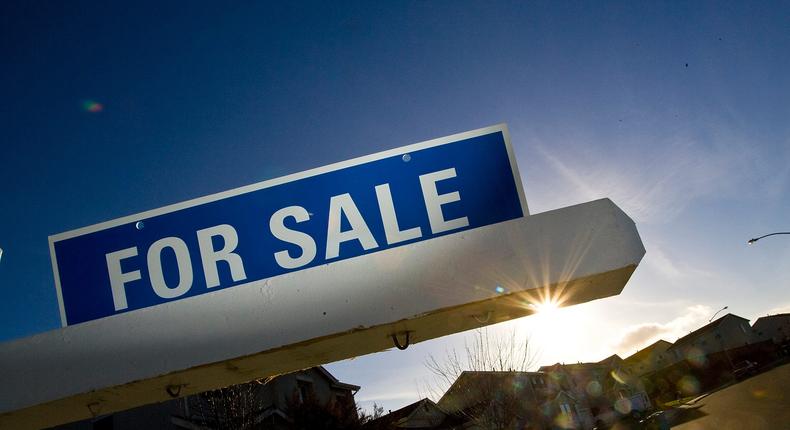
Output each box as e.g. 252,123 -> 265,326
50,125 -> 527,326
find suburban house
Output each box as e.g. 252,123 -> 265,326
540,355 -> 650,427
752,313 -> 790,344
623,340 -> 674,377
254,365 -> 361,426
364,398 -> 456,429
437,371 -> 561,429
666,313 -> 753,364
411,355 -> 653,429
50,366 -> 360,430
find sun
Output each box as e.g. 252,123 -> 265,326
526,297 -> 568,331
531,298 -> 561,317
513,292 -> 601,366
521,296 -> 585,345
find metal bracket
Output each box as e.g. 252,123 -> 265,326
391,331 -> 411,350
472,310 -> 493,324
166,384 -> 185,398
86,402 -> 102,417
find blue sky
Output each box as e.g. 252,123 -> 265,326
2,0 -> 789,414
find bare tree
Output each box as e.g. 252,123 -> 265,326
357,402 -> 385,424
425,328 -> 537,394
424,328 -> 541,429
188,380 -> 265,430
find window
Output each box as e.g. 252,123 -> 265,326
297,380 -> 313,403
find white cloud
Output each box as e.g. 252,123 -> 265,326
527,138 -> 727,224
610,305 -> 712,357
355,389 -> 419,403
645,245 -> 683,279
642,243 -> 715,281
516,118 -> 789,225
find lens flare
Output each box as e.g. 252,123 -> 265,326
752,389 -> 768,399
82,100 -> 104,113
586,380 -> 602,397
554,413 -> 575,429
614,397 -> 632,414
611,369 -> 627,385
678,374 -> 700,395
685,347 -> 707,367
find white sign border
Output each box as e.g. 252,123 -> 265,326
48,123 -> 528,327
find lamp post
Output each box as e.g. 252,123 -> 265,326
747,232 -> 790,245
709,306 -> 728,323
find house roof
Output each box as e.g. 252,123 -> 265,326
365,398 -> 447,429
315,365 -> 361,392
597,354 -> 623,367
390,398 -> 433,420
623,340 -> 673,364
539,362 -> 597,372
538,354 -> 622,373
538,363 -> 561,372
669,313 -> 750,350
752,313 -> 790,328
438,371 -> 545,412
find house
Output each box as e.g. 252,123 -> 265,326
364,398 -> 456,429
623,340 -> 673,376
256,365 -> 361,427
752,313 -> 790,344
49,366 -> 360,430
540,355 -> 650,427
666,313 -> 753,364
437,371 -> 558,429
541,391 -> 590,430
537,363 -> 598,428
438,371 -> 592,429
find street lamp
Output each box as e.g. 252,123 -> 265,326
709,305 -> 728,323
747,232 -> 790,245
